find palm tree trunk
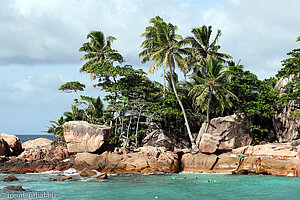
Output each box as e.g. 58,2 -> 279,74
169,65 -> 197,152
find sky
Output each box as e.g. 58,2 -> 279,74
0,0 -> 299,134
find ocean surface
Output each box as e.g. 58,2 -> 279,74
0,172 -> 299,200
2,135 -> 300,199
16,134 -> 57,143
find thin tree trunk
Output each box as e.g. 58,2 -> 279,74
205,100 -> 210,133
120,110 -> 124,136
163,69 -> 166,98
126,115 -> 132,147
169,64 -> 197,152
135,110 -> 141,147
75,91 -> 90,122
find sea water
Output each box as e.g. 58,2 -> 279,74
16,135 -> 56,143
0,173 -> 299,200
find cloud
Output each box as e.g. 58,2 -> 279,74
201,0 -> 300,79
2,0 -> 298,80
1,0 -> 300,134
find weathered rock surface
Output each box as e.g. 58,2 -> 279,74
49,176 -> 72,181
0,138 -> 8,156
22,138 -> 53,150
18,145 -> 69,162
63,121 -> 111,153
92,173 -> 108,180
3,186 -> 25,191
75,146 -> 179,174
142,129 -> 189,150
79,168 -> 97,177
232,143 -> 298,159
0,142 -> 72,173
0,133 -> 22,156
212,153 -> 240,173
3,174 -> 18,182
273,72 -> 300,142
181,153 -> 218,173
182,143 -> 300,176
196,113 -> 252,154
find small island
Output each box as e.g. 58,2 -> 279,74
0,17 -> 299,178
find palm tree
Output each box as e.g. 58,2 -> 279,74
183,25 -> 232,72
189,56 -> 237,133
78,30 -> 124,79
139,16 -> 197,151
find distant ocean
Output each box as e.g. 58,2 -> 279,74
16,134 -> 57,143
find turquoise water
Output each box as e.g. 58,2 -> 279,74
0,173 -> 299,200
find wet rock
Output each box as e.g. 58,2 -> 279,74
79,168 -> 97,177
3,174 -> 18,182
232,169 -> 248,175
92,173 -> 108,180
63,121 -> 111,153
3,186 -> 25,191
49,176 -> 72,181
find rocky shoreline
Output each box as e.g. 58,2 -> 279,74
0,132 -> 299,177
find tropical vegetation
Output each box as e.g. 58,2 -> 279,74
45,16 -> 299,148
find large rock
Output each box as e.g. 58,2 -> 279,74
232,143 -> 300,176
18,145 -> 69,162
273,72 -> 300,142
181,153 -> 218,173
75,152 -> 105,168
79,168 -> 97,177
49,176 -> 72,181
22,138 -> 53,150
212,153 -> 240,173
142,129 -> 189,150
232,143 -> 298,159
0,133 -> 22,156
3,174 -> 18,182
0,138 -> 8,156
3,186 -> 25,191
74,146 -> 179,174
196,113 -> 252,154
63,121 -> 111,153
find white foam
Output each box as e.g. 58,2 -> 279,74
63,168 -> 79,175
92,169 -> 101,175
26,170 -> 60,175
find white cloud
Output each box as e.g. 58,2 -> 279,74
1,0 -> 300,133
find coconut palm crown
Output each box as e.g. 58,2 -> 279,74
183,25 -> 232,73
189,56 -> 237,133
78,30 -> 124,79
139,16 -> 197,151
